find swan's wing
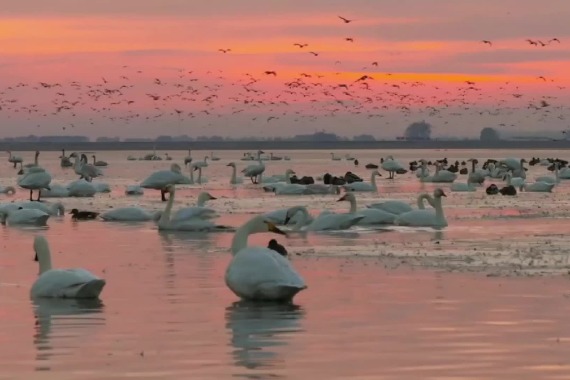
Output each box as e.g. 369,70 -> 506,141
226,247 -> 306,297
31,269 -> 102,298
172,207 -> 218,221
395,210 -> 436,226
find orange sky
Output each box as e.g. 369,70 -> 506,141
0,1 -> 569,138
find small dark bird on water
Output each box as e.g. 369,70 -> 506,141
70,208 -> 100,220
268,239 -> 288,257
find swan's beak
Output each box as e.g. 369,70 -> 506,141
34,251 -> 38,262
336,195 -> 347,202
209,195 -> 217,200
266,221 -> 287,236
441,191 -> 447,197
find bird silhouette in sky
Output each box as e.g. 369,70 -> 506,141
338,16 -> 353,23
482,40 -> 493,46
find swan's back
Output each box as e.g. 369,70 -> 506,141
395,209 -> 447,227
309,213 -> 363,231
101,207 -> 152,221
367,201 -> 412,215
226,247 -> 306,302
7,209 -> 49,226
67,180 -> 96,197
172,207 -> 217,221
31,268 -> 105,298
141,170 -> 189,188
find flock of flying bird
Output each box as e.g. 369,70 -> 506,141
0,16 -> 567,139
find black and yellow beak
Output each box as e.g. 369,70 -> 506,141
265,221 -> 287,236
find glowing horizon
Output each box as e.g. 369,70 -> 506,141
0,1 -> 569,139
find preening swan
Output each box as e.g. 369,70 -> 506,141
394,188 -> 448,228
19,201 -> 65,216
140,163 -> 191,201
101,207 -> 162,222
225,215 -> 306,302
67,179 -> 96,197
17,166 -> 52,201
31,235 -> 106,299
342,170 -> 381,192
263,207 -> 314,227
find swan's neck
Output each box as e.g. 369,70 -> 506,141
348,197 -> 358,213
197,195 -> 207,207
158,189 -> 175,227
231,217 -> 261,255
555,164 -> 560,181
370,172 -> 378,190
506,173 -> 512,186
230,166 -> 237,184
417,194 -> 429,209
37,248 -> 52,275
197,168 -> 202,183
471,161 -> 476,172
291,207 -> 309,231
189,167 -> 194,183
433,196 -> 445,222
286,171 -> 292,183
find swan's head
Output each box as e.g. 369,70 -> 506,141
386,155 -> 394,160
520,158 -> 527,163
433,188 -> 447,198
372,170 -> 381,176
170,163 -> 182,173
227,162 -> 236,167
35,151 -> 40,157
33,235 -> 50,262
419,159 -> 428,165
69,152 -> 78,158
337,192 -> 356,202
286,169 -> 296,175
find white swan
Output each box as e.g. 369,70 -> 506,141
0,207 -> 50,226
225,215 -> 306,302
242,151 -> 265,184
263,207 -> 314,226
262,169 -> 296,191
367,195 -> 428,215
92,182 -> 111,193
535,163 -> 560,185
381,156 -> 405,179
191,156 -> 209,169
157,185 -> 223,231
194,166 -> 208,184
70,153 -> 102,181
19,201 -> 65,216
504,172 -> 525,190
101,207 -> 162,222
17,166 -> 52,201
40,184 -> 69,198
337,192 -> 396,225
522,181 -> 555,192
284,205 -> 364,231
227,162 -> 244,185
394,188 -> 448,228
171,192 -> 218,221
0,186 -> 16,195
450,177 -> 477,192
342,170 -> 381,192
210,151 -> 221,161
330,153 -> 341,161
125,185 -> 144,196
140,163 -> 191,201
7,151 -> 23,168
92,155 -> 108,167
31,236 -> 106,299
67,179 -> 96,197
184,149 -> 193,166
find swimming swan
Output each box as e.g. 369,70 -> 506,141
31,236 -> 106,299
284,205 -> 364,231
225,215 -> 306,302
394,188 -> 448,228
227,162 -> 244,185
342,170 -> 381,192
171,192 -> 218,221
101,207 -> 162,222
0,207 -> 50,226
337,192 -> 396,225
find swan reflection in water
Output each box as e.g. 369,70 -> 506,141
32,298 -> 105,371
226,301 -> 305,377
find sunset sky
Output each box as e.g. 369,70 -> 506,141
0,0 -> 569,139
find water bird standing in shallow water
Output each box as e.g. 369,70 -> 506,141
31,235 -> 106,299
225,215 -> 306,302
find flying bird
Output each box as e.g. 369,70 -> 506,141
345,37 -> 354,42
549,38 -> 561,44
293,43 -> 308,48
371,61 -> 379,66
264,71 -> 277,76
309,51 -> 319,56
481,40 -> 493,46
218,48 -> 231,53
338,16 -> 353,23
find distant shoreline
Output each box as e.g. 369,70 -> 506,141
1,140 -> 569,152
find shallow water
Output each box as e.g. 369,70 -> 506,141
2,149 -> 570,379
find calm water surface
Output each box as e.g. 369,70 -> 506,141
1,149 -> 570,379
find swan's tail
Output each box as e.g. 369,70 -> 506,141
75,279 -> 106,298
